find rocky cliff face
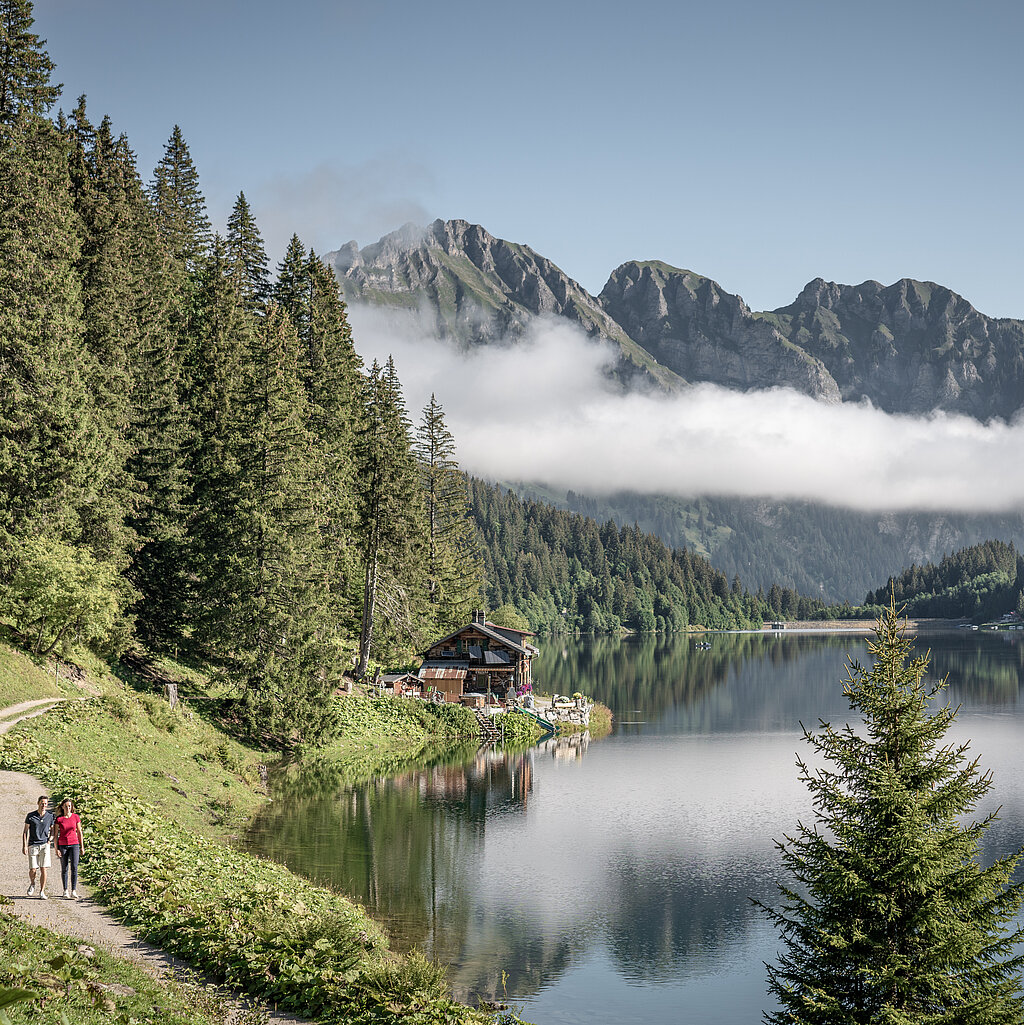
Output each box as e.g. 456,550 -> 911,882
765,278 -> 1024,418
329,220 -> 685,391
329,219 -> 1024,420
598,261 -> 842,402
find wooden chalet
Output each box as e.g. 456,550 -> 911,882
418,610 -> 537,703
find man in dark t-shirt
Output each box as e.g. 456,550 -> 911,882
22,795 -> 54,899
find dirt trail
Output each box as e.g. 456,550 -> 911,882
0,697 -> 67,730
0,704 -> 308,1023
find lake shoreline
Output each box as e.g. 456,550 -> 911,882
755,618 -> 965,633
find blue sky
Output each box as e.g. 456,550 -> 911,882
37,0 -> 1024,316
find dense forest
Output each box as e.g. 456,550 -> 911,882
556,488 -> 1024,603
0,0 -> 485,745
468,481 -> 831,634
862,540 -> 1024,623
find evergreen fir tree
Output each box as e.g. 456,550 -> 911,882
185,237 -> 258,647
63,99 -> 142,580
354,358 -> 425,676
232,304 -> 340,745
225,191 -> 269,313
150,125 -> 211,272
0,0 -> 59,122
415,394 -> 483,632
116,131 -> 193,644
272,234 -> 308,333
0,5 -> 103,602
273,242 -> 364,641
760,600 -> 1024,1024
302,251 -> 363,627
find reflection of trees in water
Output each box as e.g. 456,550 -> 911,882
445,917 -> 580,1005
923,634 -> 1024,705
537,631 -> 1024,726
536,632 -> 862,727
244,746 -> 540,962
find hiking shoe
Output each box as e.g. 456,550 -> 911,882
71,890 -> 79,899
39,891 -> 47,900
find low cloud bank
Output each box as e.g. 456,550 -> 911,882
347,304 -> 1024,514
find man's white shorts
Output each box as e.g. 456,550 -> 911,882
27,844 -> 50,869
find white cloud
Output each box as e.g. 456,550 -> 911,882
248,160 -> 434,267
347,304 -> 1024,514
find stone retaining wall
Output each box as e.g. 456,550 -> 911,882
540,701 -> 592,729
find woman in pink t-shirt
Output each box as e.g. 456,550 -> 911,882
54,798 -> 85,899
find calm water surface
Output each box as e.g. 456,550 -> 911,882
244,631 -> 1024,1024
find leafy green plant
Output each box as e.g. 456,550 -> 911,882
1,536 -> 122,656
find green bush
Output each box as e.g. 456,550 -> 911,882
1,536 -> 122,656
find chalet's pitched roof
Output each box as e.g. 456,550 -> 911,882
382,672 -> 418,684
490,625 -> 536,645
420,620 -> 532,657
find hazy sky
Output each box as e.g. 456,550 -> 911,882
36,0 -> 1024,317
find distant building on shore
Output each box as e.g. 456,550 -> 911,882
418,610 -> 537,702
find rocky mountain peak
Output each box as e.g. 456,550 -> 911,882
326,219 -> 1024,420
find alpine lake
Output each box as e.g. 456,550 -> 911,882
242,629 -> 1024,1024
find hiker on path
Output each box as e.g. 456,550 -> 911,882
22,794 -> 54,899
55,797 -> 84,899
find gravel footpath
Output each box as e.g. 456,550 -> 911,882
0,702 -> 309,1024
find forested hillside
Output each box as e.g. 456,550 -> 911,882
549,487 -> 1024,604
863,540 -> 1024,623
0,1 -> 482,746
468,480 -> 829,633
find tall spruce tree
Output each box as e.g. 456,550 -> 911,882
354,358 -> 424,677
274,243 -> 364,643
225,191 -> 269,313
273,234 -> 308,332
114,130 -> 192,644
0,2 -> 106,615
63,100 -> 142,582
233,303 -> 340,745
150,125 -> 211,273
760,601 -> 1024,1024
185,238 -> 257,648
415,394 -> 483,632
0,0 -> 59,121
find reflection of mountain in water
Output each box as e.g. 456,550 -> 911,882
606,851 -> 777,982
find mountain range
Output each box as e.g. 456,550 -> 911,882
327,220 -> 1024,602
330,219 -> 1024,421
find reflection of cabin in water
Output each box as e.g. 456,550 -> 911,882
418,610 -> 537,702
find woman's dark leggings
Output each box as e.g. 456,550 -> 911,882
60,845 -> 80,891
